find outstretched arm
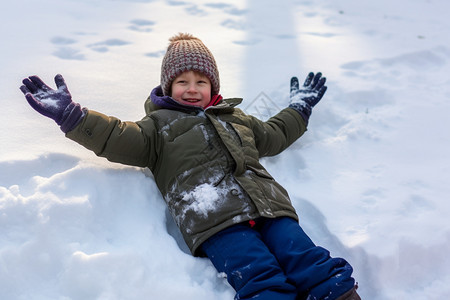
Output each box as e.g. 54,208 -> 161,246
249,72 -> 327,157
20,74 -> 84,133
20,74 -> 157,168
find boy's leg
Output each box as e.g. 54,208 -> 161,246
201,223 -> 297,300
260,217 -> 356,300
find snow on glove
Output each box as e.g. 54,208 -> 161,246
289,72 -> 327,120
20,74 -> 85,133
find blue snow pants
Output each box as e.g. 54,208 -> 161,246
200,217 -> 355,300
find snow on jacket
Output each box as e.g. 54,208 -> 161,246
66,86 -> 308,256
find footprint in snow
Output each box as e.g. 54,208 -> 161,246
145,50 -> 166,58
50,36 -> 77,45
51,36 -> 85,60
53,47 -> 86,60
128,19 -> 155,32
221,19 -> 247,31
232,39 -> 261,46
205,3 -> 247,31
166,1 -> 206,16
167,0 -> 187,6
303,32 -> 338,38
87,39 -> 130,53
204,3 -> 247,16
274,34 -> 296,39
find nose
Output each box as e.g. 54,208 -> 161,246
186,84 -> 197,93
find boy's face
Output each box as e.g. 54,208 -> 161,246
170,71 -> 212,108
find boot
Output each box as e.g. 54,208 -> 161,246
336,285 -> 361,300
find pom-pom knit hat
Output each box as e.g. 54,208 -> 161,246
160,33 -> 220,96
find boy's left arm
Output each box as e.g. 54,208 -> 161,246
288,72 -> 327,123
252,72 -> 327,157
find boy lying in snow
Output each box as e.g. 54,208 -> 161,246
20,33 -> 360,300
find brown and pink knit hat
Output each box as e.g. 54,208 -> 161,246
160,33 -> 220,96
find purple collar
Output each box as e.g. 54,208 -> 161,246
150,85 -> 201,112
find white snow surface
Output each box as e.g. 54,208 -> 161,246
2,0 -> 450,299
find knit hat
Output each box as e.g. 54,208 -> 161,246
160,33 -> 220,96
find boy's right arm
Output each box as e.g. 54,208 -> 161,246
65,110 -> 158,168
20,74 -> 157,168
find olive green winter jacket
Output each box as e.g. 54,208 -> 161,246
66,96 -> 308,256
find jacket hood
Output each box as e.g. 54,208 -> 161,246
145,85 -> 195,115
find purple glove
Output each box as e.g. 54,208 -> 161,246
289,72 -> 327,120
20,74 -> 85,133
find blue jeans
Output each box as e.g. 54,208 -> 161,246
201,217 -> 355,300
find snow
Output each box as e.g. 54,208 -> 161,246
1,0 -> 450,299
181,183 -> 222,218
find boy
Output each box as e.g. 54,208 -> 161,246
20,33 -> 360,300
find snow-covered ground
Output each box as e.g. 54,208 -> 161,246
2,0 -> 450,299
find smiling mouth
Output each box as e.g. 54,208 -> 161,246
184,98 -> 200,103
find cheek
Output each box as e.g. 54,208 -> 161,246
202,90 -> 212,101
170,86 -> 183,100
202,85 -> 212,98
